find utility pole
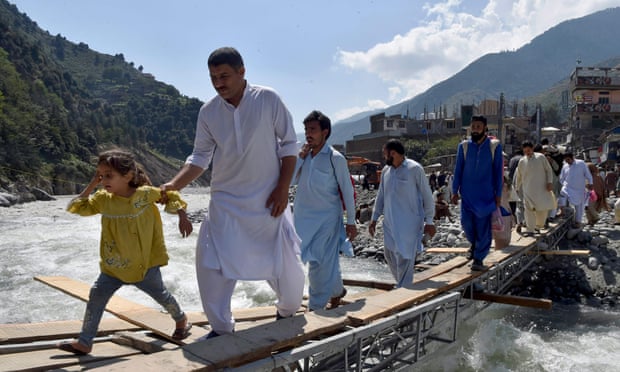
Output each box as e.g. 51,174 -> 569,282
536,104 -> 542,143
498,93 -> 504,143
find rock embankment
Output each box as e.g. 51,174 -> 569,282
0,179 -> 55,207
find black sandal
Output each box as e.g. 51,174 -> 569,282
172,322 -> 192,340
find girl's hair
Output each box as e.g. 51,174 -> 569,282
98,149 -> 152,187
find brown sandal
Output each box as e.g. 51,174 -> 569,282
58,341 -> 89,355
328,288 -> 347,309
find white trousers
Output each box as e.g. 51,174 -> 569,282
558,195 -> 585,224
524,208 -> 549,232
196,245 -> 305,334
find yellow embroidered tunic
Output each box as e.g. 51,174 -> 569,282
67,186 -> 187,283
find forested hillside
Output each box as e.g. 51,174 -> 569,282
0,0 -> 204,194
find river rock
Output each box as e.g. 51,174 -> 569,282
591,236 -> 609,246
566,227 -> 581,239
577,231 -> 592,243
587,256 -> 600,270
0,194 -> 11,207
31,187 -> 55,201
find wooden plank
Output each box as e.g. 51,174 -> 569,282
188,305 -> 301,326
114,331 -> 177,353
34,276 -> 209,345
0,318 -> 139,345
413,256 -> 469,283
346,238 -> 543,326
347,265 -> 485,325
532,250 -> 590,255
341,288 -> 387,304
469,292 -> 553,310
425,247 -> 469,254
342,278 -> 395,290
52,348 -> 213,372
182,308 -> 352,370
343,256 -> 469,291
0,340 -> 141,372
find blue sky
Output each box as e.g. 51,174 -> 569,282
9,0 -> 619,133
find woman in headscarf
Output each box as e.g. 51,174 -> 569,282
585,163 -> 610,225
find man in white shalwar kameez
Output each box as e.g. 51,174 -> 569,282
293,111 -> 357,311
514,140 -> 556,235
162,47 -> 304,337
369,140 -> 436,288
558,152 -> 593,228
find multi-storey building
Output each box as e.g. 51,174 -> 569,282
570,66 -> 620,149
345,112 -> 462,164
345,106 -> 532,168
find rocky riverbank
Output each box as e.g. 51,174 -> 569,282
0,179 -> 56,207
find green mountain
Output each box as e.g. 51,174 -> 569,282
0,0 -> 205,194
2,0 -> 620,195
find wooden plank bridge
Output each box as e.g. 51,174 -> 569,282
0,216 -> 579,371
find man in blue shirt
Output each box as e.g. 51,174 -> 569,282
293,110 -> 357,310
369,139 -> 436,288
451,115 -> 503,271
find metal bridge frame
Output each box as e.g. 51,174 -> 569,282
236,219 -> 571,372
237,291 -> 462,372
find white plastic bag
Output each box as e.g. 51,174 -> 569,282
491,207 -> 504,231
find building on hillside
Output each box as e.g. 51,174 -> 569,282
345,112 -> 463,164
569,66 -> 620,149
478,99 -> 499,116
345,103 -> 534,170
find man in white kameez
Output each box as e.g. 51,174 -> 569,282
558,152 -> 593,228
293,111 -> 357,311
162,47 -> 304,338
514,140 -> 556,236
369,139 -> 436,288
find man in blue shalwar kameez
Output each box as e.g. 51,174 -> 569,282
451,115 -> 503,271
293,111 -> 357,310
369,139 -> 436,288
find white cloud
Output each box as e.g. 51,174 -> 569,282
336,0 -> 618,105
333,99 -> 388,121
388,86 -> 402,101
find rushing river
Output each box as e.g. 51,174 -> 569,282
1,188 -> 619,371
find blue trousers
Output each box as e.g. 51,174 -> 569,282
461,207 -> 492,262
78,266 -> 184,347
384,248 -> 415,288
306,241 -> 345,311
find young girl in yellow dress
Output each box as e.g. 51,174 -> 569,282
58,148 -> 193,355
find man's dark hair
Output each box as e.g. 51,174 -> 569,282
564,152 -> 574,159
541,137 -> 549,146
208,47 -> 244,69
521,140 -> 534,149
303,110 -> 331,139
384,139 -> 405,155
471,115 -> 487,126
